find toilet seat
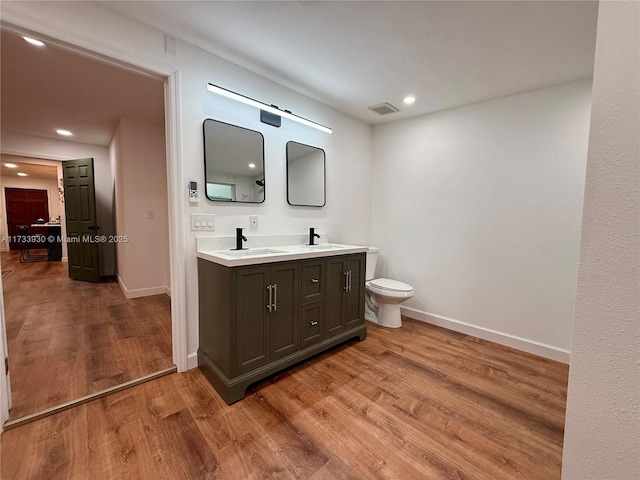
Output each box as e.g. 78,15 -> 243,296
366,278 -> 414,298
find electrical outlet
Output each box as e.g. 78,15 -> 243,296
250,215 -> 258,230
191,213 -> 215,231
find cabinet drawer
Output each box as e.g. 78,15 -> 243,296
299,302 -> 324,348
300,260 -> 324,304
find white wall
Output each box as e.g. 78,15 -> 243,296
0,1 -> 373,358
562,2 -> 640,478
0,131 -> 115,274
180,32 -> 373,356
110,118 -> 170,297
372,80 -> 592,361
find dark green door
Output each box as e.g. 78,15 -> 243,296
63,158 -> 100,282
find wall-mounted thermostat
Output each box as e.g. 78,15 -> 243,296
189,181 -> 199,204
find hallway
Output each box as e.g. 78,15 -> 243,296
2,251 -> 172,420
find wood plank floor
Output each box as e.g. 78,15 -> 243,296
1,251 -> 173,420
0,318 -> 569,479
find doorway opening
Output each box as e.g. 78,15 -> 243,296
0,27 -> 177,428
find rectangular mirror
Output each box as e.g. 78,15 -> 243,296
286,141 -> 326,207
203,119 -> 265,203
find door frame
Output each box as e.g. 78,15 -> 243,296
0,16 -> 188,432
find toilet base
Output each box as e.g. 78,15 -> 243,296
366,302 -> 402,328
377,303 -> 402,328
364,290 -> 405,328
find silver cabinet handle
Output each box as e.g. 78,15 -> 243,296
266,284 -> 272,312
311,278 -> 319,283
272,283 -> 277,312
310,321 -> 318,326
344,270 -> 352,293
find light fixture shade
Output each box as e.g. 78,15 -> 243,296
207,83 -> 332,134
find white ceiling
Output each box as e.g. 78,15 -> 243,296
0,1 -> 598,148
0,29 -> 165,147
104,0 -> 598,124
0,156 -> 58,179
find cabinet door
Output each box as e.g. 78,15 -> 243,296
270,263 -> 299,359
299,301 -> 324,348
300,260 -> 324,304
236,267 -> 270,372
344,255 -> 365,328
325,257 -> 347,336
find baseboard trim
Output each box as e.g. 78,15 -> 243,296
187,351 -> 198,370
116,274 -> 168,299
164,285 -> 171,298
401,307 -> 571,364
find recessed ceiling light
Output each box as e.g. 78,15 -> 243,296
248,163 -> 256,169
56,129 -> 73,136
403,96 -> 417,105
17,172 -> 28,177
22,36 -> 45,47
4,163 -> 17,168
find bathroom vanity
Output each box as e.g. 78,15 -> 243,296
197,242 -> 367,404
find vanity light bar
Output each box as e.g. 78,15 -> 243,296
207,83 -> 332,134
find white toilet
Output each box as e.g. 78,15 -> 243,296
365,247 -> 414,328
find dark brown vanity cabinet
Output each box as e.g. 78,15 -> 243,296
236,263 -> 299,373
198,252 -> 367,404
325,255 -> 365,335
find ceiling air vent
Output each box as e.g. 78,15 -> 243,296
368,102 -> 399,115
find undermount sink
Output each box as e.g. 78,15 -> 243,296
302,244 -> 338,250
223,248 -> 285,257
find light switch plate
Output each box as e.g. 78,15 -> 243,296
250,215 -> 258,230
191,213 -> 215,231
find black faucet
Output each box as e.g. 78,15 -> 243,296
233,227 -> 247,250
308,227 -> 320,246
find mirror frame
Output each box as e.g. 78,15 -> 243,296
203,118 -> 265,204
286,140 -> 326,207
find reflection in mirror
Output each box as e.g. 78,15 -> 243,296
286,141 -> 326,207
203,119 -> 265,203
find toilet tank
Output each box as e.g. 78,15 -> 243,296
366,246 -> 379,281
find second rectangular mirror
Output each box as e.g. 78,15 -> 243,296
286,141 -> 326,207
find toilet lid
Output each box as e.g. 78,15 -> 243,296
368,278 -> 413,292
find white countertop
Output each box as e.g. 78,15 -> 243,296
197,243 -> 368,267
